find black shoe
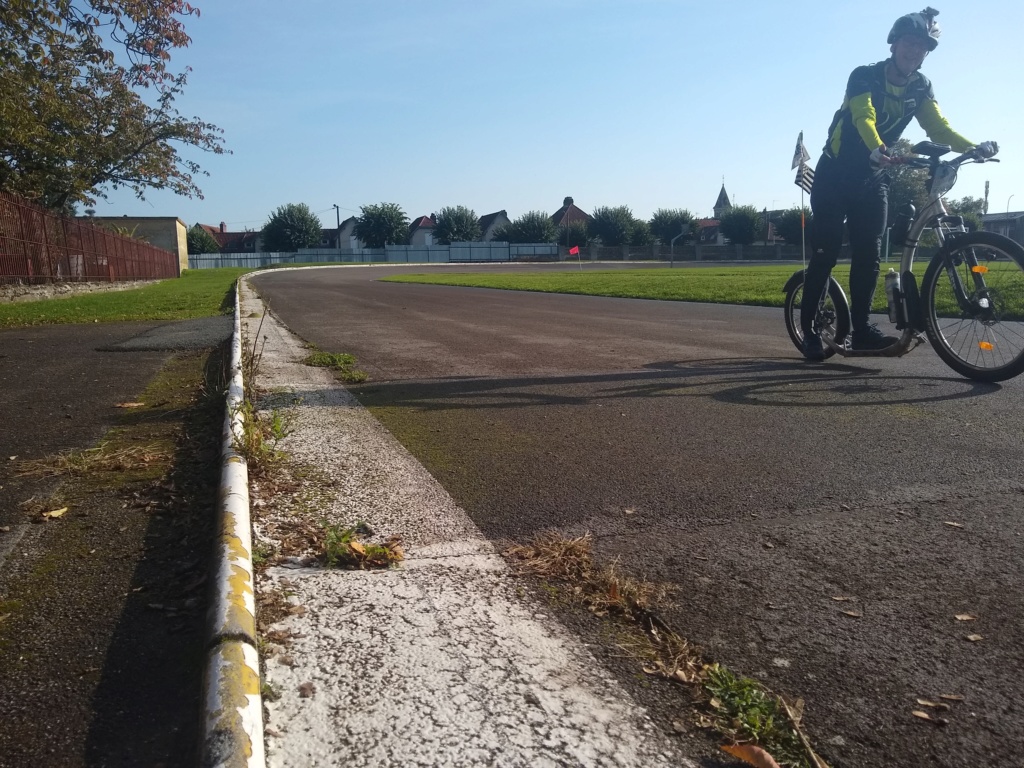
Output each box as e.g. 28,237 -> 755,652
802,334 -> 826,361
851,324 -> 897,351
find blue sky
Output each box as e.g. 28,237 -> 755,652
100,1 -> 1023,231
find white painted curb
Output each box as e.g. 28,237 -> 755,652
200,282 -> 265,768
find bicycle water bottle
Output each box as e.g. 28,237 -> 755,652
885,269 -> 901,323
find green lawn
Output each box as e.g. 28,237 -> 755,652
14,260 -> 1012,328
381,265 -> 858,309
0,268 -> 250,327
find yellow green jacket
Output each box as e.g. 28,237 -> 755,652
824,60 -> 973,167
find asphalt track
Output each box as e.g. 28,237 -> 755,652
251,263 -> 1024,768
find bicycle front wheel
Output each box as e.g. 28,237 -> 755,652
783,272 -> 850,358
922,231 -> 1024,382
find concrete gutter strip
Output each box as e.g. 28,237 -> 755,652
201,283 -> 266,768
238,273 -> 700,767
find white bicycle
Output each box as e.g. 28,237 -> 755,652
784,141 -> 1024,382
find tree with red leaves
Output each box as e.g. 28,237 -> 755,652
0,1 -> 227,212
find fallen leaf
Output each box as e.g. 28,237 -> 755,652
43,507 -> 68,519
764,542 -> 775,549
721,743 -> 782,768
966,634 -> 984,642
916,699 -> 951,710
115,402 -> 146,408
939,694 -> 965,702
955,614 -> 977,622
943,521 -> 964,529
831,596 -> 854,602
287,604 -> 306,617
673,668 -> 697,684
298,681 -> 315,698
348,541 -> 366,556
912,710 -> 948,726
842,610 -> 863,618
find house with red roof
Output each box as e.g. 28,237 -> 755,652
409,215 -> 435,246
198,222 -> 260,253
550,196 -> 591,228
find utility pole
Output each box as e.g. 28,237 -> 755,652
332,204 -> 340,249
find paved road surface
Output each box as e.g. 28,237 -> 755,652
251,264 -> 1024,768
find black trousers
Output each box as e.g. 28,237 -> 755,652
801,154 -> 889,336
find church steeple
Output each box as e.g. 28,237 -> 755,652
713,183 -> 731,219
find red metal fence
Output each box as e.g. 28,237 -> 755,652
0,191 -> 179,284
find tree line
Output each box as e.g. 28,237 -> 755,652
186,203 -> 787,255
190,173 -> 988,255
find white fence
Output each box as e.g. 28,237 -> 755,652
188,242 -> 560,270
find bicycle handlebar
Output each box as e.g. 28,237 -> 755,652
887,147 -> 1000,170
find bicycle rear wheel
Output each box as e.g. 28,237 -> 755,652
922,231 -> 1024,382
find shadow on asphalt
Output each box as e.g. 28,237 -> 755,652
80,345 -> 227,767
315,357 -> 1002,412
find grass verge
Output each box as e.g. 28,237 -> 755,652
505,531 -> 829,768
0,267 -> 250,327
379,265 -> 885,311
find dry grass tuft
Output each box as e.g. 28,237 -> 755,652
15,443 -> 171,478
504,529 -> 829,768
505,530 -> 595,582
505,531 -> 670,617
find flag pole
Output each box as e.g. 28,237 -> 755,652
800,188 -> 806,270
792,131 -> 812,272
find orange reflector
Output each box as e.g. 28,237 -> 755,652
979,341 -> 994,351
972,265 -> 989,274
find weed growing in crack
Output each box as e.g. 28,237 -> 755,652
242,306 -> 268,403
260,680 -> 281,702
302,346 -> 368,384
231,401 -> 294,479
320,522 -> 403,569
703,664 -> 809,767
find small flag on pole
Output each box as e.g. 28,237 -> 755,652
792,131 -> 811,170
569,245 -> 580,255
795,162 -> 814,194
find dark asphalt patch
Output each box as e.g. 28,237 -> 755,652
99,316 -> 233,351
0,323 -> 227,766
